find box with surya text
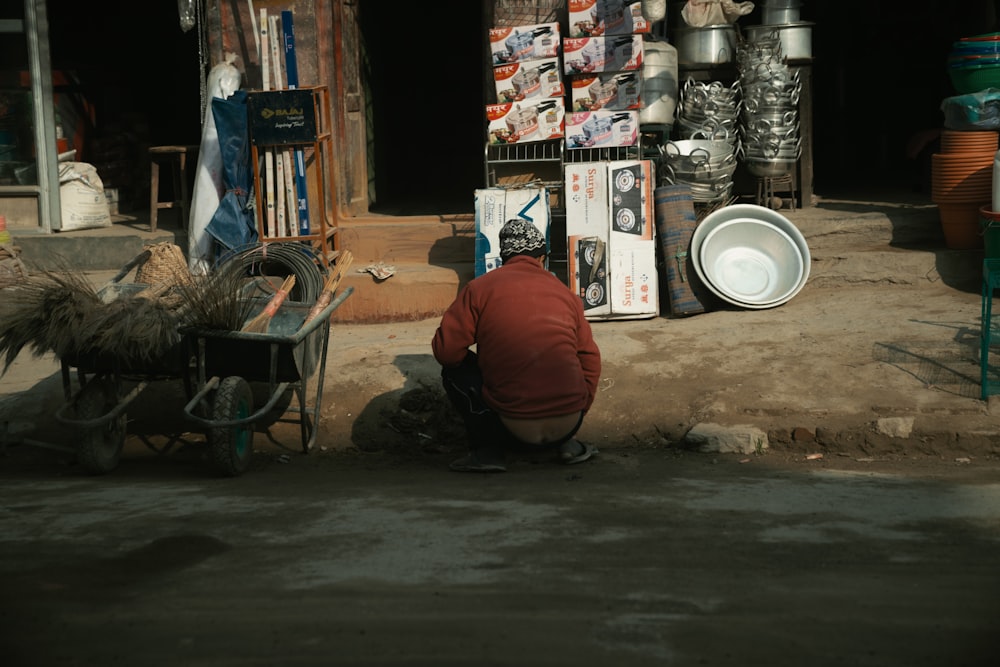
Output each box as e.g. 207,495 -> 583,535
565,160 -> 657,319
489,22 -> 561,66
568,0 -> 653,37
473,186 -> 551,277
494,58 -> 565,103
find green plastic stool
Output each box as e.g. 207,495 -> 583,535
980,258 -> 1000,398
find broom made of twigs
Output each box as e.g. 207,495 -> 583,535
301,251 -> 354,327
242,274 -> 296,333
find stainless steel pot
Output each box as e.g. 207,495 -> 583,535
761,6 -> 801,25
744,22 -> 814,60
672,25 -> 738,67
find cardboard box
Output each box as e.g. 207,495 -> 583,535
489,23 -> 561,65
568,0 -> 653,37
487,97 -> 565,145
608,240 -> 659,317
569,71 -> 641,111
566,159 -> 653,241
565,162 -> 610,243
563,35 -> 643,75
474,186 -> 551,277
565,109 -> 638,149
494,58 -> 565,103
565,160 -> 658,319
568,235 -> 611,316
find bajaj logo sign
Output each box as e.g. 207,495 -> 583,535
248,89 -> 317,146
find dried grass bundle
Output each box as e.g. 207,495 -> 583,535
78,296 -> 182,364
0,269 -> 101,372
172,261 -> 256,331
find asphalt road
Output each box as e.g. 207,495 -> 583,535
1,447 -> 998,667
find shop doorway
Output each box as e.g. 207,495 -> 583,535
357,0 -> 485,216
46,0 -> 203,212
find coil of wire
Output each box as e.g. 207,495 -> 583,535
214,242 -> 328,303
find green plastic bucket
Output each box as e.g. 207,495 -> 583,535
980,206 -> 1000,258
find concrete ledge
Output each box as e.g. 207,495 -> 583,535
333,262 -> 473,324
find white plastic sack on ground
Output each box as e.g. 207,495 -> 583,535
681,0 -> 754,26
57,162 -> 112,231
188,53 -> 242,275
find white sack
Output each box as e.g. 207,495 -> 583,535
188,53 -> 242,275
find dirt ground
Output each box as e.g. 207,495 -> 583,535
3,195 -> 1000,665
4,193 -> 1000,476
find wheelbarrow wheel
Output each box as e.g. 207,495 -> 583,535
75,377 -> 126,475
208,376 -> 255,477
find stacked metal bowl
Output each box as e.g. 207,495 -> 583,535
664,79 -> 742,203
675,78 -> 742,144
736,33 -> 802,178
691,203 -> 811,309
658,134 -> 739,203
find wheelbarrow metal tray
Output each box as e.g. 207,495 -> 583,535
61,343 -> 192,377
183,298 -> 329,384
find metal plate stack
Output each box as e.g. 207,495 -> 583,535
736,32 -> 802,178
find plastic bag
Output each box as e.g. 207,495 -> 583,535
941,88 -> 1000,131
681,0 -> 755,27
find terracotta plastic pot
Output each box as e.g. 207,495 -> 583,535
941,130 -> 999,153
938,202 -> 987,249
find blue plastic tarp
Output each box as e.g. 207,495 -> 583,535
205,89 -> 257,251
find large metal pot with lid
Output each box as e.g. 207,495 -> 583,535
672,24 -> 738,67
743,22 -> 814,60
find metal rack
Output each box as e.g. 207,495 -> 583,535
248,85 -> 339,266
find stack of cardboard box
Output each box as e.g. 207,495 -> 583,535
565,158 -> 659,319
486,22 -> 566,146
563,0 -> 651,150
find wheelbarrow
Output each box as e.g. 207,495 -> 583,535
180,286 -> 354,476
53,250 -> 196,475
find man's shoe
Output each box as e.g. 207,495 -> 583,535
559,439 -> 597,465
449,451 -> 507,473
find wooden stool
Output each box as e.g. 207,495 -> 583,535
149,145 -> 197,232
755,173 -> 798,211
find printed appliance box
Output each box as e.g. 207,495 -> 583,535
569,71 -> 641,111
565,160 -> 657,319
474,186 -> 551,277
568,0 -> 653,37
563,35 -> 643,75
490,23 -> 561,65
566,109 -> 638,149
487,97 -> 565,145
494,58 -> 565,103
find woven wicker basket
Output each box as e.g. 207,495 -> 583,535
0,242 -> 28,288
135,242 -> 191,287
